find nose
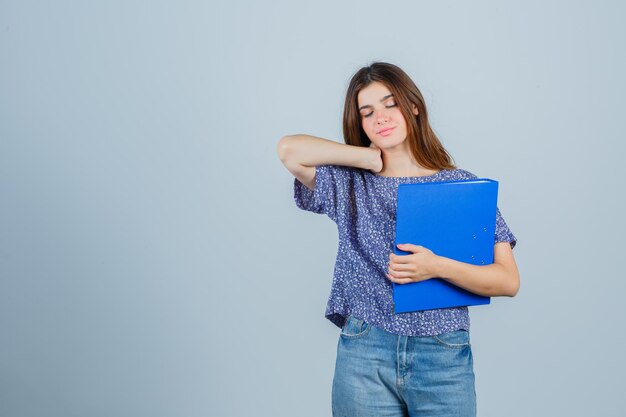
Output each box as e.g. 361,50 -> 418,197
375,108 -> 390,123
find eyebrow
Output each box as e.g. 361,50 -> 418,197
358,94 -> 394,111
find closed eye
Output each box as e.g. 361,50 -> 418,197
363,103 -> 397,118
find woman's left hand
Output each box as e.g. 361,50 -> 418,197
386,243 -> 441,284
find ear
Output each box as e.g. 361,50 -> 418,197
412,103 -> 419,116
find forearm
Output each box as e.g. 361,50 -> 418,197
433,256 -> 518,297
277,134 -> 376,170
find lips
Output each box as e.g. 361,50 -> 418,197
378,127 -> 395,135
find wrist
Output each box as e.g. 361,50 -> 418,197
359,146 -> 382,171
433,255 -> 449,278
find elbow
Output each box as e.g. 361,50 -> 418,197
506,271 -> 520,297
277,135 -> 298,162
277,136 -> 290,162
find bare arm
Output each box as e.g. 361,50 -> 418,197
434,241 -> 520,297
276,134 -> 381,190
388,241 -> 520,297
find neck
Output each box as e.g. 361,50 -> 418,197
378,143 -> 436,177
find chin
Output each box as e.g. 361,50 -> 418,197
381,138 -> 406,149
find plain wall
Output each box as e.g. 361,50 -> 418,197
1,0 -> 624,416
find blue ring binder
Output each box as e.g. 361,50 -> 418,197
392,178 -> 498,313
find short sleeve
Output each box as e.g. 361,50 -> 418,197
495,207 -> 517,249
460,170 -> 518,250
293,164 -> 351,222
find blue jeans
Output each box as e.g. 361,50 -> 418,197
332,314 -> 477,417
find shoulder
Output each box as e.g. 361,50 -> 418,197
319,164 -> 359,174
317,164 -> 361,181
441,168 -> 479,180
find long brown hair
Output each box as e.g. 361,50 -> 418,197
342,62 -> 456,170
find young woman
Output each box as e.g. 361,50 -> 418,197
277,62 -> 520,417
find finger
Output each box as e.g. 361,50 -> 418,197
397,243 -> 424,252
389,254 -> 412,264
388,263 -> 413,272
386,273 -> 413,284
387,266 -> 414,278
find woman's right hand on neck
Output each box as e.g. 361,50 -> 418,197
367,142 -> 384,173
